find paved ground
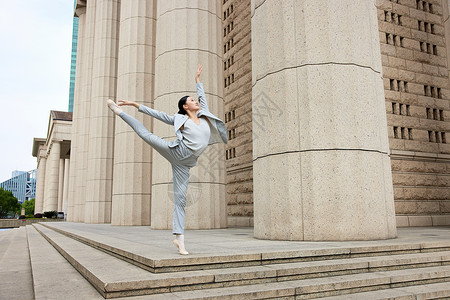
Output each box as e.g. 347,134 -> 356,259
0,224 -> 449,300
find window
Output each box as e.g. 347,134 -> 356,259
226,148 -> 236,160
417,0 -> 433,13
394,127 -> 413,140
384,11 -> 402,25
428,131 -> 447,143
392,102 -> 397,114
225,109 -> 236,123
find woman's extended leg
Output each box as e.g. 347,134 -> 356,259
118,111 -> 173,161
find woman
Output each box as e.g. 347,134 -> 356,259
107,65 -> 227,255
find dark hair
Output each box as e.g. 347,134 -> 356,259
178,96 -> 189,115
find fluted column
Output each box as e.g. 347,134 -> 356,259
151,0 -> 226,230
57,159 -> 65,212
111,0 -> 156,225
62,158 -> 70,215
252,0 -> 397,240
44,141 -> 60,212
67,3 -> 86,222
84,0 -> 120,224
74,0 -> 96,222
34,150 -> 47,214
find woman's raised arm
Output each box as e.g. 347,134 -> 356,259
195,64 -> 210,112
118,100 -> 174,125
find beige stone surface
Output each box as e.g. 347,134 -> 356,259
34,152 -> 47,214
57,159 -> 64,212
62,158 -> 70,215
111,0 -> 156,226
84,0 -> 119,224
252,0 -> 383,84
151,0 -> 226,231
252,0 -> 396,240
0,228 -> 34,300
43,141 -> 60,212
73,0 -> 96,223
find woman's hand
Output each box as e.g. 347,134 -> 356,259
118,100 -> 139,109
195,64 -> 203,83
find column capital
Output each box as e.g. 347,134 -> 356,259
75,0 -> 87,17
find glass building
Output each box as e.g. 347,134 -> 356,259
0,170 -> 37,203
68,1 -> 79,112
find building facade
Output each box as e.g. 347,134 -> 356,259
378,0 -> 450,226
32,111 -> 72,214
34,0 -> 449,241
0,170 -> 37,203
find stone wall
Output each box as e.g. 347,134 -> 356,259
0,219 -> 64,229
377,0 -> 450,226
223,0 -> 254,227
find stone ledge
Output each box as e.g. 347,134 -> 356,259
396,215 -> 450,227
0,219 -> 64,229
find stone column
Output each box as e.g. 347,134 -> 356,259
67,3 -> 86,222
151,0 -> 226,230
44,141 -> 60,212
74,0 -> 96,222
252,0 -> 397,240
57,159 -> 65,212
34,151 -> 47,214
111,0 -> 156,225
62,158 -> 70,215
84,0 -> 119,224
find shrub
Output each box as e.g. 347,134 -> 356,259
18,215 -> 26,219
34,213 -> 43,218
43,211 -> 57,219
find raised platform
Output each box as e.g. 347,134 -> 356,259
38,222 -> 450,273
28,222 -> 450,299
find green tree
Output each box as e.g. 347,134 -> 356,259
22,198 -> 35,216
0,188 -> 21,218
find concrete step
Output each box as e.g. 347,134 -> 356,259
0,227 -> 34,300
26,225 -> 104,299
33,223 -> 450,299
126,266 -> 450,299
317,282 -> 450,299
39,222 -> 450,274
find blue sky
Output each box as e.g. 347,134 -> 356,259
0,0 -> 74,182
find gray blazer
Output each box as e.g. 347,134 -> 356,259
138,83 -> 228,148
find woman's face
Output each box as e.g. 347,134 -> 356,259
183,96 -> 200,112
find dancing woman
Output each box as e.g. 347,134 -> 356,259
107,65 -> 227,255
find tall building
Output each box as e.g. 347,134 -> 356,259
34,0 -> 448,241
68,0 -> 79,112
0,170 -> 37,203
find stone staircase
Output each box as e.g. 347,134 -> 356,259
8,223 -> 450,299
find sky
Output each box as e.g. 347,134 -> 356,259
0,0 -> 74,183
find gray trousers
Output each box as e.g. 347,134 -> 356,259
119,112 -> 198,235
